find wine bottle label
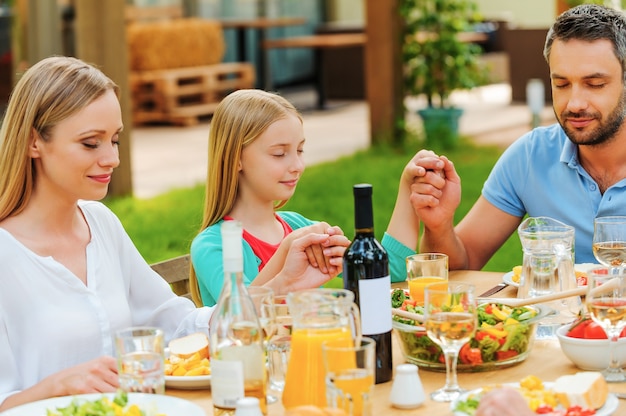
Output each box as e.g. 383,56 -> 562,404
211,359 -> 245,408
358,275 -> 392,334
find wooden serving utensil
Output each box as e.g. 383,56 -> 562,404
392,308 -> 425,323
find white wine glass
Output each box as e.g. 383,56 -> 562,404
586,267 -> 626,382
593,216 -> 626,273
424,282 -> 477,402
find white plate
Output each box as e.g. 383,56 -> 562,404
502,263 -> 597,288
164,348 -> 211,390
165,374 -> 211,390
0,392 -> 205,416
451,382 -> 618,416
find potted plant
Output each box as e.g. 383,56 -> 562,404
399,0 -> 486,148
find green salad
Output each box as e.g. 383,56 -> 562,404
392,288 -> 538,366
47,390 -> 162,416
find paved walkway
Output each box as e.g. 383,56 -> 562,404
131,83 -> 555,199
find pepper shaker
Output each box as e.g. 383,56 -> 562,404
389,363 -> 426,409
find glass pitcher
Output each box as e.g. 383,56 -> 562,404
517,217 -> 581,337
282,288 -> 361,409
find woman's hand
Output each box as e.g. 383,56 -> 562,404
0,356 -> 119,411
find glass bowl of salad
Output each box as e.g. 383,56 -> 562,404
391,288 -> 550,372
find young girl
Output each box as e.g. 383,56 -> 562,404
190,89 -> 351,306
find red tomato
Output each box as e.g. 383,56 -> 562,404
566,318 -> 591,339
583,321 -> 607,339
535,404 -> 554,414
495,350 -> 519,361
459,343 -> 483,365
564,405 -> 596,416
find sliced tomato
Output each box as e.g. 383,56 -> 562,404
566,318 -> 591,339
459,343 -> 483,365
535,404 -> 554,414
495,350 -> 518,361
564,405 -> 596,416
583,321 -> 607,339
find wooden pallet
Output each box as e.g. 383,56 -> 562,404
129,62 -> 255,126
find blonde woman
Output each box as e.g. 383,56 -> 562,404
190,89 -> 353,306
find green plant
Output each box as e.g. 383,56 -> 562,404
400,0 -> 486,108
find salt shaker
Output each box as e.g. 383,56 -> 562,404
389,363 -> 426,409
234,397 -> 263,416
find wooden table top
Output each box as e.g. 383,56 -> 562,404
218,17 -> 307,30
166,271 -> 626,415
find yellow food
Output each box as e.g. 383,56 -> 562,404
164,351 -> 210,377
511,265 -> 522,283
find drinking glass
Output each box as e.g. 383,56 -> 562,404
586,266 -> 626,382
423,282 -> 477,402
593,216 -> 626,272
247,286 -> 277,403
322,337 -> 376,416
266,295 -> 292,397
115,326 -> 165,394
406,253 -> 448,305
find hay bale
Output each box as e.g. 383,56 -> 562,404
127,18 -> 225,71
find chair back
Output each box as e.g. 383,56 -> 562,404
150,254 -> 192,300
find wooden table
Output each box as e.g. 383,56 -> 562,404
219,17 -> 307,88
263,33 -> 366,110
166,271 -> 626,414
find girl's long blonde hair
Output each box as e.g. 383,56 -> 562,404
189,89 -> 301,305
0,56 -> 118,222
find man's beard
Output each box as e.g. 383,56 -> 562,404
557,90 -> 626,147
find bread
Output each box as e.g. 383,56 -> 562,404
553,371 -> 608,409
168,332 -> 209,359
283,405 -> 348,416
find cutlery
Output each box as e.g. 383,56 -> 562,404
478,282 -> 509,297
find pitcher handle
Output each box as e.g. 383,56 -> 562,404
349,302 -> 362,346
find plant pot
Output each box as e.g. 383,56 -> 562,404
417,107 -> 464,149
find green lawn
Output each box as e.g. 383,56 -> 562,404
104,139 -> 523,272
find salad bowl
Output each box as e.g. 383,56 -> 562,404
391,289 -> 551,372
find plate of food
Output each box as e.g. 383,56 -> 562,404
0,391 -> 205,416
164,333 -> 211,390
451,372 -> 617,416
503,264 -> 597,288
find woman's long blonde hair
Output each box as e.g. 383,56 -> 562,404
189,89 -> 302,305
0,56 -> 118,222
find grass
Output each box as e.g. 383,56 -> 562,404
104,138 -> 523,272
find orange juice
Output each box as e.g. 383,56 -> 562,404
408,276 -> 447,304
282,327 -> 353,408
329,369 -> 374,416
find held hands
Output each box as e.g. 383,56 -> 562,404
274,231 -> 350,293
406,150 -> 461,229
282,222 -> 350,275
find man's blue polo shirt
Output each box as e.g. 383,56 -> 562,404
482,123 -> 626,263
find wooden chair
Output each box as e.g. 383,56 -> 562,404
150,254 -> 192,300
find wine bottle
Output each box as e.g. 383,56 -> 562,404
209,221 -> 267,415
343,184 -> 393,384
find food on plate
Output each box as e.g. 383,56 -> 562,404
553,372 -> 608,410
283,405 -> 348,416
391,289 -> 539,370
47,390 -> 166,416
164,332 -> 210,377
454,373 -> 607,415
565,316 -> 626,339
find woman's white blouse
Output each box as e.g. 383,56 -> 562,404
0,200 -> 213,405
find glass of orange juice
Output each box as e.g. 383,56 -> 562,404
406,253 -> 448,304
322,337 -> 375,416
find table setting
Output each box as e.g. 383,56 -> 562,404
5,215 -> 626,415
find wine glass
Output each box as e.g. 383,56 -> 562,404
593,216 -> 626,273
423,282 -> 477,402
246,286 -> 278,403
266,295 -> 292,398
586,266 -> 626,382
